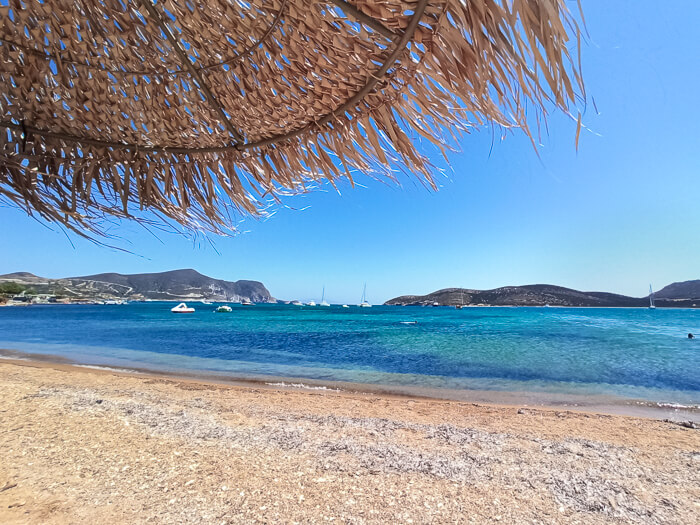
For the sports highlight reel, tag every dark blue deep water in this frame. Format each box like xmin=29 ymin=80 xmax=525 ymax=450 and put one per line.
xmin=1 ymin=303 xmax=698 ymax=404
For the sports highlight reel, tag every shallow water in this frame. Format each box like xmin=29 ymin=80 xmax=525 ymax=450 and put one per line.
xmin=0 ymin=303 xmax=698 ymax=406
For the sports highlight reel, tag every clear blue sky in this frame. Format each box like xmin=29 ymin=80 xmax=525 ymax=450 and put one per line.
xmin=1 ymin=1 xmax=698 ymax=304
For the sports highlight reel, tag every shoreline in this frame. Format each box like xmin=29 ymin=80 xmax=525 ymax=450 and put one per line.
xmin=1 ymin=357 xmax=698 ymax=523
xmin=2 ymin=301 xmax=700 ymax=309
xmin=2 ymin=347 xmax=699 ymax=423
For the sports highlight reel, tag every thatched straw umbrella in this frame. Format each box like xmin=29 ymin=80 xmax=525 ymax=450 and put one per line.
xmin=0 ymin=0 xmax=582 ymax=237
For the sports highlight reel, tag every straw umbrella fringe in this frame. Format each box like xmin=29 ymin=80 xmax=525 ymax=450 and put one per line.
xmin=0 ymin=0 xmax=584 ymax=237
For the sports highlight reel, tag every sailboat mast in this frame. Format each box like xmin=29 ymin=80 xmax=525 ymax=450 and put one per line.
xmin=322 ymin=285 xmax=325 ymax=303
xmin=362 ymin=283 xmax=367 ymax=303
xmin=649 ymin=284 xmax=654 ymax=308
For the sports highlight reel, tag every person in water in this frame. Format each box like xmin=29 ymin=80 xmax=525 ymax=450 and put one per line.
xmin=689 ymin=333 xmax=695 ymax=339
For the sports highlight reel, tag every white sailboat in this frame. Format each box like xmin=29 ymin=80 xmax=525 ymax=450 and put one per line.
xmin=455 ymin=289 xmax=466 ymax=309
xmin=320 ymin=286 xmax=330 ymax=307
xmin=358 ymin=283 xmax=371 ymax=308
xmin=648 ymin=284 xmax=656 ymax=309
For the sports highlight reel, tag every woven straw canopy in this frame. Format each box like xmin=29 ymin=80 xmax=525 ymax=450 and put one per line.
xmin=1 ymin=0 xmax=582 ymax=236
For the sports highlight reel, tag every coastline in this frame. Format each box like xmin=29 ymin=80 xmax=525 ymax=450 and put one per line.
xmin=2 ymin=301 xmax=700 ymax=308
xmin=1 ymin=358 xmax=698 ymax=523
xmin=2 ymin=347 xmax=699 ymax=424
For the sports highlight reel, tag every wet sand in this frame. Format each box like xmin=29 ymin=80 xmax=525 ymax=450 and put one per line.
xmin=2 ymin=348 xmax=698 ymax=423
xmin=0 ymin=359 xmax=698 ymax=524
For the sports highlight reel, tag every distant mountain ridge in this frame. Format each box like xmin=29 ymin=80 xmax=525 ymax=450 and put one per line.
xmin=0 ymin=269 xmax=274 ymax=303
xmin=385 ymin=281 xmax=700 ymax=308
xmin=654 ymin=280 xmax=700 ymax=300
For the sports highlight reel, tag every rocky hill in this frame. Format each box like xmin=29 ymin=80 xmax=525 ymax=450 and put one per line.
xmin=654 ymin=280 xmax=700 ymax=300
xmin=0 ymin=269 xmax=274 ymax=303
xmin=385 ymin=283 xmax=700 ymax=308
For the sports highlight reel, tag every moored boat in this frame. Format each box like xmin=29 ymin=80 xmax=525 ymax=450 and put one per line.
xmin=215 ymin=305 xmax=232 ymax=313
xmin=358 ymin=283 xmax=371 ymax=307
xmin=320 ymin=286 xmax=330 ymax=307
xmin=171 ymin=302 xmax=195 ymax=313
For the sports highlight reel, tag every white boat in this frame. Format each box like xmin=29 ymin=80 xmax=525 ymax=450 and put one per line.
xmin=201 ymin=300 xmax=213 ymax=305
xmin=307 ymin=300 xmax=317 ymax=306
xmin=342 ymin=304 xmax=349 ymax=308
xmin=358 ymin=283 xmax=371 ymax=307
xmin=649 ymin=284 xmax=656 ymax=309
xmin=456 ymin=289 xmax=466 ymax=309
xmin=291 ymin=300 xmax=303 ymax=306
xmin=215 ymin=305 xmax=232 ymax=313
xmin=241 ymin=299 xmax=253 ymax=306
xmin=320 ymin=286 xmax=330 ymax=307
xmin=171 ymin=302 xmax=195 ymax=313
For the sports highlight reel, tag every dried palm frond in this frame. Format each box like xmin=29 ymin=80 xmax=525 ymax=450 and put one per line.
xmin=0 ymin=0 xmax=583 ymax=236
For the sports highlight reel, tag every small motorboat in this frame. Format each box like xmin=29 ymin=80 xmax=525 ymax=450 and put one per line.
xmin=171 ymin=302 xmax=195 ymax=313
xmin=342 ymin=304 xmax=349 ymax=308
xmin=215 ymin=305 xmax=233 ymax=313
xmin=291 ymin=301 xmax=303 ymax=306
xmin=241 ymin=299 xmax=254 ymax=306
xmin=307 ymin=300 xmax=317 ymax=306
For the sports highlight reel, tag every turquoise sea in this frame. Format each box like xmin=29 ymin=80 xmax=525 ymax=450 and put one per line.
xmin=0 ymin=303 xmax=698 ymax=408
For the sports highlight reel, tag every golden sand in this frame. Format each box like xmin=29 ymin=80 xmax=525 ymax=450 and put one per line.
xmin=1 ymin=360 xmax=698 ymax=524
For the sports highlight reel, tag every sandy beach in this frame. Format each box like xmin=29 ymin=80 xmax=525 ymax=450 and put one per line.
xmin=0 ymin=359 xmax=698 ymax=524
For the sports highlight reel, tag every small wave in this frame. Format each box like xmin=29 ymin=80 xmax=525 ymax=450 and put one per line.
xmin=75 ymin=364 xmax=143 ymax=374
xmin=637 ymin=401 xmax=700 ymax=411
xmin=0 ymin=355 xmax=31 ymax=361
xmin=265 ymin=382 xmax=341 ymax=392
xmin=656 ymin=402 xmax=700 ymax=410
